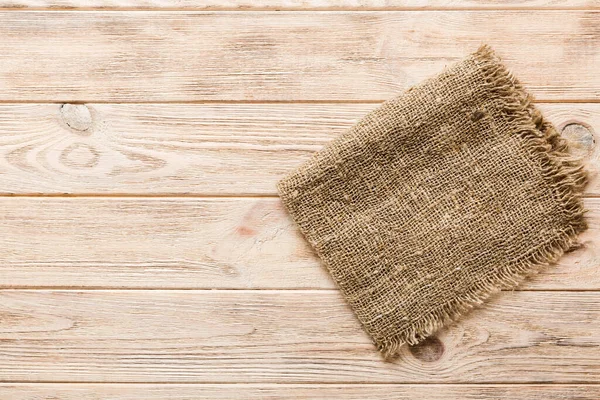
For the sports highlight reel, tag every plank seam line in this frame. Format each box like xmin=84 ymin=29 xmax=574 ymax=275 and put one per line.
xmin=0 ymin=194 xmax=281 ymax=198
xmin=1 ymin=194 xmax=599 ymax=199
xmin=1 ymin=380 xmax=599 ymax=384
xmin=0 ymin=100 xmax=598 ymax=105
xmin=0 ymin=288 xmax=597 ymax=292
xmin=0 ymin=7 xmax=598 ymax=11
xmin=1 ymin=382 xmax=599 ymax=386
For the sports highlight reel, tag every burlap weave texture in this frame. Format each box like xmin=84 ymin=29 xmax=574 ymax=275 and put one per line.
xmin=277 ymin=46 xmax=588 ymax=358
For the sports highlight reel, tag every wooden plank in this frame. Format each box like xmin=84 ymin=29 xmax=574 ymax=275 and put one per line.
xmin=0 ymin=12 xmax=599 ymax=102
xmin=0 ymin=290 xmax=598 ymax=382
xmin=0 ymin=197 xmax=334 ymax=289
xmin=1 ymin=0 xmax=599 ymax=10
xmin=2 ymin=197 xmax=599 ymax=289
xmin=1 ymin=103 xmax=598 ymax=195
xmin=1 ymin=384 xmax=599 ymax=399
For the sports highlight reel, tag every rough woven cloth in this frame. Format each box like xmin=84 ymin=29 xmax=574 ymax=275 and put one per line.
xmin=277 ymin=45 xmax=587 ymax=358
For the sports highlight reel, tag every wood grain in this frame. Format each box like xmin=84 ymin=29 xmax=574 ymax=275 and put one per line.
xmin=0 ymin=197 xmax=332 ymax=289
xmin=2 ymin=0 xmax=599 ymax=9
xmin=2 ymin=197 xmax=599 ymax=289
xmin=0 ymin=12 xmax=599 ymax=102
xmin=0 ymin=290 xmax=598 ymax=382
xmin=0 ymin=103 xmax=598 ymax=195
xmin=1 ymin=384 xmax=599 ymax=399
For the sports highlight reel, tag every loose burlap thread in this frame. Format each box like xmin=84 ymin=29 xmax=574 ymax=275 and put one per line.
xmin=277 ymin=45 xmax=587 ymax=359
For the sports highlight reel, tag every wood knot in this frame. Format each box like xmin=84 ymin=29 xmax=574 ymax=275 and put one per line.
xmin=561 ymin=122 xmax=595 ymax=158
xmin=60 ymin=104 xmax=93 ymax=133
xmin=408 ymin=336 xmax=444 ymax=362
xmin=236 ymin=226 xmax=256 ymax=237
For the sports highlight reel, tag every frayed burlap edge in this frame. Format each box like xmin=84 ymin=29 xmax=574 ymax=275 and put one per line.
xmin=278 ymin=45 xmax=588 ymax=359
xmin=373 ymin=45 xmax=588 ymax=358
xmin=370 ymin=45 xmax=589 ymax=358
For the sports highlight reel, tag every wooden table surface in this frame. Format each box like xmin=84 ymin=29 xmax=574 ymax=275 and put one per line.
xmin=1 ymin=1 xmax=599 ymax=399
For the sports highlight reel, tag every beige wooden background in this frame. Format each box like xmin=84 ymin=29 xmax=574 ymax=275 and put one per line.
xmin=0 ymin=1 xmax=599 ymax=399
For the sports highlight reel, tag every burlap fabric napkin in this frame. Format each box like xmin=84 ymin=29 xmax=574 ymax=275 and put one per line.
xmin=277 ymin=45 xmax=587 ymax=358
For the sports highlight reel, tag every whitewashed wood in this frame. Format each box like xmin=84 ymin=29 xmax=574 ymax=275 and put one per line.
xmin=0 ymin=12 xmax=599 ymax=102
xmin=1 ymin=384 xmax=598 ymax=399
xmin=0 ymin=103 xmax=598 ymax=195
xmin=0 ymin=103 xmax=338 ymax=195
xmin=2 ymin=197 xmax=599 ymax=289
xmin=0 ymin=197 xmax=332 ymax=289
xmin=0 ymin=290 xmax=598 ymax=382
xmin=2 ymin=0 xmax=598 ymax=9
